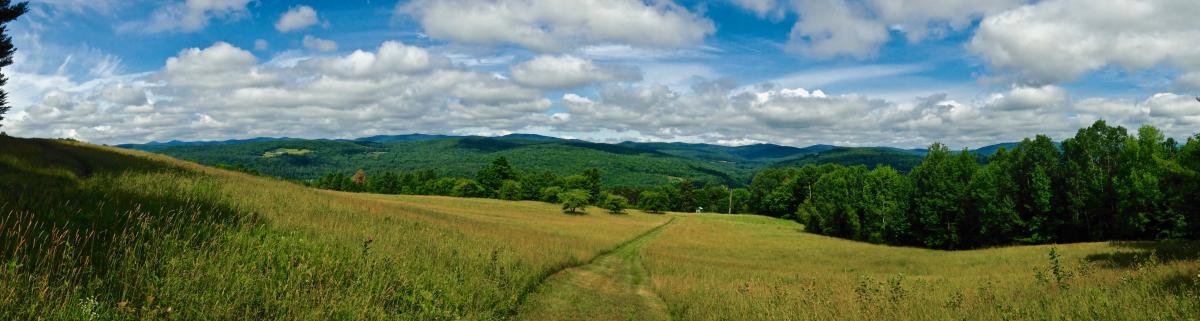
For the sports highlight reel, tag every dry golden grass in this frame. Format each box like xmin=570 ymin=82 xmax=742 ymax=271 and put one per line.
xmin=642 ymin=214 xmax=1200 ymax=320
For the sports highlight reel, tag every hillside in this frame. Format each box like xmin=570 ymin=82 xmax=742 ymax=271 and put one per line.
xmin=772 ymin=146 xmax=926 ymax=172
xmin=4 ymin=136 xmax=1197 ymax=320
xmin=121 ymin=136 xmax=756 ymax=187
xmin=118 ymin=134 xmax=964 ymax=187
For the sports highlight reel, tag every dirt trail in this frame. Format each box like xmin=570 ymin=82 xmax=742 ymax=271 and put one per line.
xmin=515 ymin=218 xmax=675 ymax=321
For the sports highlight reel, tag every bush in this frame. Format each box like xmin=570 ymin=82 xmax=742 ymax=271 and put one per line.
xmin=497 ymin=180 xmax=522 ymax=200
xmin=559 ymin=189 xmax=590 ymax=213
xmin=541 ymin=186 xmax=564 ymax=203
xmin=601 ymin=193 xmax=629 ymax=214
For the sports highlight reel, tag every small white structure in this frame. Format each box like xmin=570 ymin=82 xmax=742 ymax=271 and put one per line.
xmin=695 ymin=206 xmax=704 ymax=213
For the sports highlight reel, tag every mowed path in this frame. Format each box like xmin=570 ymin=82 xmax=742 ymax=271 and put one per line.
xmin=516 ymin=217 xmax=676 ymax=321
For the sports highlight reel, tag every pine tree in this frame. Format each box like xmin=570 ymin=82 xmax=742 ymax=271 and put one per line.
xmin=0 ymin=1 xmax=27 ymax=128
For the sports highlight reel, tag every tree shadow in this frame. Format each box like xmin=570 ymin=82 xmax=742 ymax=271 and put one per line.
xmin=1156 ymin=270 xmax=1200 ymax=296
xmin=0 ymin=136 xmax=254 ymax=289
xmin=1083 ymin=240 xmax=1200 ymax=268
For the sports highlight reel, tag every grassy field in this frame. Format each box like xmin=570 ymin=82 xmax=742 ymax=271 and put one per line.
xmin=2 ymin=136 xmax=1198 ymax=320
xmin=0 ymin=136 xmax=667 ymax=320
xmin=642 ymin=214 xmax=1200 ymax=320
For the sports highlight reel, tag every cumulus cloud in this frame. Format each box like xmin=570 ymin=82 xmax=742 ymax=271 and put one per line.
xmin=5 ymin=41 xmax=554 ymax=144
xmin=161 ymin=42 xmax=279 ymax=89
xmin=120 ymin=0 xmax=252 ymax=33
xmin=276 ymin=5 xmax=320 ymax=33
xmin=970 ymin=0 xmax=1200 ymax=84
xmin=309 ymin=41 xmax=445 ymax=78
xmin=302 ymin=35 xmax=338 ymax=52
xmin=398 ymin=0 xmax=715 ymax=51
xmin=510 ymin=55 xmax=641 ymax=89
xmin=984 ymin=85 xmax=1068 ymax=110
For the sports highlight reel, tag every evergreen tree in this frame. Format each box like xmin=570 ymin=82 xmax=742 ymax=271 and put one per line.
xmin=0 ymin=1 xmax=26 ymax=128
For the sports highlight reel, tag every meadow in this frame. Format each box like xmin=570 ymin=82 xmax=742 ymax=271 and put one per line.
xmin=2 ymin=136 xmax=1198 ymax=320
xmin=0 ymin=136 xmax=667 ymax=320
xmin=643 ymin=214 xmax=1200 ymax=320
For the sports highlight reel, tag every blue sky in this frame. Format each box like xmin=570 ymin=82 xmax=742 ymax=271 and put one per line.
xmin=4 ymin=0 xmax=1199 ymax=148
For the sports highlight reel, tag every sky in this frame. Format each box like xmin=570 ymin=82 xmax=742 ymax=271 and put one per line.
xmin=2 ymin=0 xmax=1199 ymax=148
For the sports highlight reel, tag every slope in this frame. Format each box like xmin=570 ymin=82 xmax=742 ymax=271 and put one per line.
xmin=123 ymin=136 xmax=757 ymax=187
xmin=0 ymin=136 xmax=669 ymax=320
xmin=772 ymin=147 xmax=925 ymax=172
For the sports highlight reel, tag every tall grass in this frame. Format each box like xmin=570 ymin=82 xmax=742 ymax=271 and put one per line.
xmin=642 ymin=214 xmax=1200 ymax=320
xmin=0 ymin=136 xmax=668 ymax=320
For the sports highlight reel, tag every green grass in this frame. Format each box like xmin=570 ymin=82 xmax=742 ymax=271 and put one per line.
xmin=3 ymin=136 xmax=1198 ymax=320
xmin=0 ymin=136 xmax=667 ymax=320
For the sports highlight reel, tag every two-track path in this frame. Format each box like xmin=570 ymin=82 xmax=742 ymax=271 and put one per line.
xmin=515 ymin=217 xmax=676 ymax=321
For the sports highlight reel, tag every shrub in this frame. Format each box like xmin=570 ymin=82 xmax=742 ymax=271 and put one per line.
xmin=497 ymin=179 xmax=522 ymax=200
xmin=601 ymin=193 xmax=629 ymax=214
xmin=541 ymin=186 xmax=564 ymax=203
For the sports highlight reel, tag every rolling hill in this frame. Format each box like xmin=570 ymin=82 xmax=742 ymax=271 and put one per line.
xmin=772 ymin=147 xmax=926 ymax=172
xmin=118 ymin=134 xmax=1019 ymax=187
xmin=5 ymin=135 xmax=1196 ymax=320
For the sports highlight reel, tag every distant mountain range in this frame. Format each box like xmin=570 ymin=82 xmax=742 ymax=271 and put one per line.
xmin=118 ymin=134 xmax=1018 ymax=187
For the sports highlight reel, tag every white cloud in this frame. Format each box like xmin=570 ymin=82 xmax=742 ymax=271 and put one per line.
xmin=984 ymin=85 xmax=1068 ymax=110
xmin=254 ymin=39 xmax=269 ymax=51
xmin=276 ymin=5 xmax=320 ymax=33
xmin=161 ymin=42 xmax=278 ymax=89
xmin=120 ymin=0 xmax=252 ymax=33
xmin=731 ymin=0 xmax=784 ymax=19
xmin=309 ymin=41 xmax=445 ymax=78
xmin=5 ymin=42 xmax=556 ymax=144
xmin=728 ymin=0 xmax=1026 ymax=58
xmin=302 ymin=35 xmax=338 ymax=52
xmin=510 ymin=55 xmax=641 ymax=89
xmin=398 ymin=0 xmax=715 ymax=51
xmin=970 ymin=0 xmax=1200 ymax=84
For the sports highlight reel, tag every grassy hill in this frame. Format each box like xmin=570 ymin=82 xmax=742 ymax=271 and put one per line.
xmin=4 ymin=136 xmax=1198 ymax=320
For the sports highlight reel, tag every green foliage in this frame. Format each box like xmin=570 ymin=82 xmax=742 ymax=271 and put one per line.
xmin=798 ymin=165 xmax=912 ymax=244
xmin=600 ymin=193 xmax=629 ymax=214
xmin=775 ymin=147 xmax=924 ymax=172
xmin=559 ymin=189 xmax=590 ymax=213
xmin=131 ymin=137 xmax=758 ymax=188
xmin=476 ymin=156 xmax=518 ymax=196
xmin=0 ymin=1 xmax=27 ymax=129
xmin=540 ymin=186 xmax=564 ymax=203
xmin=792 ymin=121 xmax=1199 ymax=249
xmin=497 ymin=179 xmax=523 ymax=201
xmin=908 ymin=144 xmax=977 ymax=249
xmin=582 ymin=168 xmax=602 ymax=202
xmin=638 ymin=191 xmax=670 ymax=214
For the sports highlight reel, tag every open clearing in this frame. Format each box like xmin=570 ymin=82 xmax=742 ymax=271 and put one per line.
xmin=2 ymin=136 xmax=1198 ymax=320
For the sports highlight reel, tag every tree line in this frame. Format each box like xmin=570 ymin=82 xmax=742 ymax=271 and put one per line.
xmin=308 ymin=120 xmax=1198 ymax=249
xmin=754 ymin=121 xmax=1199 ymax=249
xmin=309 ymin=155 xmax=754 ymax=215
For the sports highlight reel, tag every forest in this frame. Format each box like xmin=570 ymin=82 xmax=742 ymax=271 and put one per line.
xmin=302 ymin=120 xmax=1200 ymax=249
